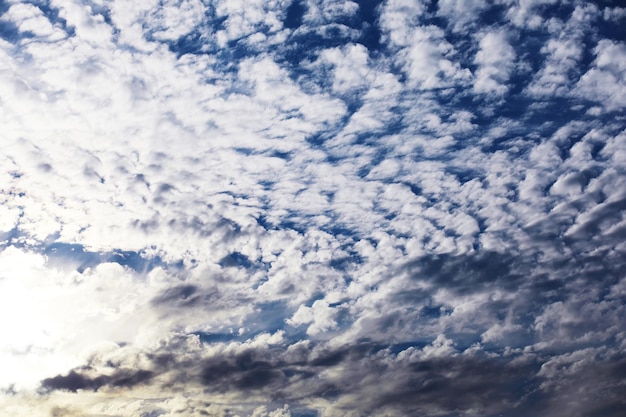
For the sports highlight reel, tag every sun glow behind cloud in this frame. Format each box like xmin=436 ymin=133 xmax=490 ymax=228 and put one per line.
xmin=0 ymin=0 xmax=625 ymax=416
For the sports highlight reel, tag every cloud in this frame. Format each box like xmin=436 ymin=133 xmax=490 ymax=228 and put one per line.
xmin=437 ymin=0 xmax=489 ymax=33
xmin=41 ymin=369 xmax=154 ymax=393
xmin=473 ymin=30 xmax=516 ymax=96
xmin=29 ymin=330 xmax=626 ymax=416
xmin=575 ymin=39 xmax=626 ymax=112
xmin=0 ymin=0 xmax=625 ymax=416
xmin=0 ymin=2 xmax=65 ymax=40
xmin=526 ymin=4 xmax=599 ymax=98
xmin=383 ymin=22 xmax=472 ymax=90
xmin=214 ymin=0 xmax=288 ymax=46
xmin=504 ymin=0 xmax=559 ymax=29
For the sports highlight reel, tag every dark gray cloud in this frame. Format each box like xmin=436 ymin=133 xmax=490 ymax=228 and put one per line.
xmin=41 ymin=368 xmax=154 ymax=393
xmin=36 ymin=334 xmax=626 ymax=416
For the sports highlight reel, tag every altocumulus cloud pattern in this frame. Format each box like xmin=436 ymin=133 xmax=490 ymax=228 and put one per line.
xmin=0 ymin=0 xmax=625 ymax=416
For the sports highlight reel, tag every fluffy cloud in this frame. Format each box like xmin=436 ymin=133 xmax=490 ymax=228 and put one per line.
xmin=575 ymin=39 xmax=626 ymax=112
xmin=473 ymin=30 xmax=515 ymax=96
xmin=526 ymin=4 xmax=599 ymax=97
xmin=0 ymin=0 xmax=625 ymax=416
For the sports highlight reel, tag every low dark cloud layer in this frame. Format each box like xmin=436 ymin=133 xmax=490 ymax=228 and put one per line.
xmin=37 ymin=333 xmax=626 ymax=416
xmin=41 ymin=369 xmax=154 ymax=393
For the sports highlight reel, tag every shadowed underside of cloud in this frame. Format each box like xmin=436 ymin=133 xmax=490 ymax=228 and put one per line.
xmin=35 ymin=334 xmax=626 ymax=417
xmin=41 ymin=369 xmax=154 ymax=393
xmin=0 ymin=0 xmax=625 ymax=416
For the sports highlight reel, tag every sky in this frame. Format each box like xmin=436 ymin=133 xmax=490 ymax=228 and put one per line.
xmin=0 ymin=0 xmax=625 ymax=416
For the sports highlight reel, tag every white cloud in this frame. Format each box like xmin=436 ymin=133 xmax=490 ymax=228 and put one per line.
xmin=503 ymin=0 xmax=559 ymax=29
xmin=603 ymin=6 xmax=626 ymax=23
xmin=303 ymin=0 xmax=359 ymax=24
xmin=379 ymin=0 xmax=426 ymax=46
xmin=0 ymin=247 xmax=153 ymax=389
xmin=0 ymin=3 xmax=65 ymax=40
xmin=0 ymin=1 xmax=625 ymax=415
xmin=51 ymin=0 xmax=114 ymax=44
xmin=473 ymin=30 xmax=516 ymax=96
xmin=399 ymin=25 xmax=471 ymax=89
xmin=148 ymin=0 xmax=206 ymax=41
xmin=575 ymin=39 xmax=626 ymax=112
xmin=320 ymin=43 xmax=372 ymax=93
xmin=215 ymin=0 xmax=288 ymax=45
xmin=437 ymin=0 xmax=488 ymax=32
xmin=526 ymin=4 xmax=599 ymax=97
xmin=288 ymin=299 xmax=338 ymax=336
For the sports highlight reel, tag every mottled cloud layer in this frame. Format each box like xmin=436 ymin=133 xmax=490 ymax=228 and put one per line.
xmin=0 ymin=0 xmax=625 ymax=416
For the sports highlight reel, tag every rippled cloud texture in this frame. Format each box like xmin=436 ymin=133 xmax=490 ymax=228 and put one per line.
xmin=1 ymin=0 xmax=625 ymax=416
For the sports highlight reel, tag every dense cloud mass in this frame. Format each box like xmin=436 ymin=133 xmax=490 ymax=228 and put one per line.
xmin=0 ymin=0 xmax=625 ymax=416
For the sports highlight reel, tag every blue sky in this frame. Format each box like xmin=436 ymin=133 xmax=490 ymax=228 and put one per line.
xmin=0 ymin=0 xmax=625 ymax=416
